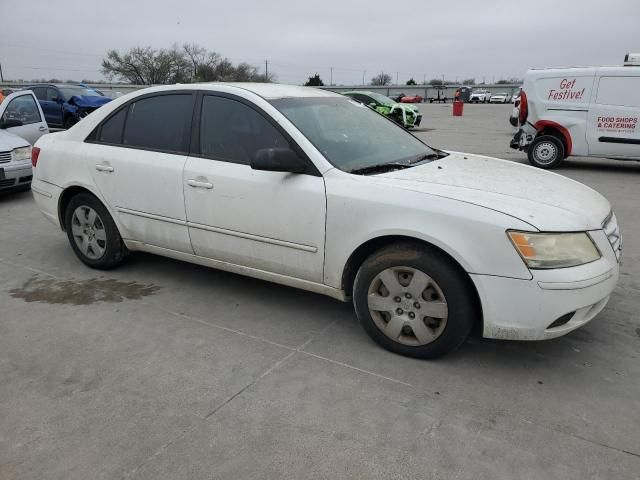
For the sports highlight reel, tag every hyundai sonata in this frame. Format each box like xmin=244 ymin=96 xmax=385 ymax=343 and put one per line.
xmin=31 ymin=84 xmax=621 ymax=358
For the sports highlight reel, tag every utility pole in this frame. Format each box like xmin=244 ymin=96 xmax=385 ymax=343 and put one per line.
xmin=396 ymin=72 xmax=399 ymax=85
xmin=423 ymin=74 xmax=426 ymax=85
xmin=264 ymin=59 xmax=269 ymax=81
xmin=362 ymin=70 xmax=366 ymax=86
xmin=330 ymin=67 xmax=333 ymax=86
xmin=0 ymin=62 xmax=3 ymax=82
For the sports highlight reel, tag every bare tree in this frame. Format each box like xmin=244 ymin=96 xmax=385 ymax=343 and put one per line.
xmin=102 ymin=45 xmax=275 ymax=84
xmin=370 ymin=73 xmax=392 ymax=86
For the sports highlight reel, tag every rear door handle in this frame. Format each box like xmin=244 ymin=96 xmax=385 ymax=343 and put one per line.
xmin=187 ymin=179 xmax=213 ymax=189
xmin=95 ymin=164 xmax=114 ymax=172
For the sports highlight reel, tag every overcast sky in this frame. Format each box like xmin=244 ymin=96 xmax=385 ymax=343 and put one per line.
xmin=2 ymin=0 xmax=639 ymax=85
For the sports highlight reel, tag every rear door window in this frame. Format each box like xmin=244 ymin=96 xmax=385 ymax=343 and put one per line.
xmin=122 ymin=94 xmax=193 ymax=153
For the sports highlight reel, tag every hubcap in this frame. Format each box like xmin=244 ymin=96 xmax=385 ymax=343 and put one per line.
xmin=71 ymin=206 xmax=107 ymax=260
xmin=534 ymin=141 xmax=557 ymax=164
xmin=367 ymin=266 xmax=448 ymax=346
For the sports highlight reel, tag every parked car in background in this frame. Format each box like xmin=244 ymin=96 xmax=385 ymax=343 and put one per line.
xmin=32 ymin=83 xmax=620 ymax=358
xmin=0 ymin=90 xmax=49 ymax=144
xmin=343 ymin=91 xmax=422 ymax=128
xmin=469 ymin=89 xmax=491 ymax=103
xmin=400 ymin=94 xmax=423 ymax=103
xmin=26 ymin=84 xmax=112 ymax=129
xmin=0 ymin=90 xmax=49 ymax=193
xmin=489 ymin=92 xmax=510 ymax=103
xmin=511 ymin=54 xmax=640 ymax=168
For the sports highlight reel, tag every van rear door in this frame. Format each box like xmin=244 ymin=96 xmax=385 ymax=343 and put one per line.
xmin=586 ymin=72 xmax=640 ymax=159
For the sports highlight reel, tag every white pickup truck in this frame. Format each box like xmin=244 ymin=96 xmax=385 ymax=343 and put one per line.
xmin=469 ymin=89 xmax=491 ymax=103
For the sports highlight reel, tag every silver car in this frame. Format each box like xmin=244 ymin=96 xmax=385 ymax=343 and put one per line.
xmin=0 ymin=90 xmax=49 ymax=192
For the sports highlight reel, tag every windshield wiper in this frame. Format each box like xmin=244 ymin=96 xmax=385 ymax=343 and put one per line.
xmin=348 ymin=163 xmax=413 ymax=175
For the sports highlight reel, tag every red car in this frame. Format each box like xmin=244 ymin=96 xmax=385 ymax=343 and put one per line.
xmin=400 ymin=94 xmax=423 ymax=103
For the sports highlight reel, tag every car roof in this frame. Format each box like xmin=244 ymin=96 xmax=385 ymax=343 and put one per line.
xmin=198 ymin=83 xmax=341 ymax=100
xmin=112 ymin=83 xmax=342 ymax=100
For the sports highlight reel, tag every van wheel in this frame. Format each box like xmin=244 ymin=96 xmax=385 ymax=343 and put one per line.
xmin=64 ymin=193 xmax=128 ymax=269
xmin=353 ymin=243 xmax=476 ymax=359
xmin=528 ymin=135 xmax=565 ymax=169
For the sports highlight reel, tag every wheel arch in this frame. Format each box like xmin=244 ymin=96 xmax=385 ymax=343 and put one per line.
xmin=534 ymin=120 xmax=572 ymax=157
xmin=341 ymin=235 xmax=484 ymax=336
xmin=58 ymin=184 xmax=103 ymax=231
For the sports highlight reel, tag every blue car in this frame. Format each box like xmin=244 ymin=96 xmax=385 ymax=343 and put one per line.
xmin=25 ymin=84 xmax=112 ymax=129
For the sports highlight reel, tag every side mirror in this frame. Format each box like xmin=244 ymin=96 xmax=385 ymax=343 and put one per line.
xmin=0 ymin=118 xmax=23 ymax=129
xmin=251 ymin=148 xmax=308 ymax=174
xmin=52 ymin=97 xmax=63 ymax=104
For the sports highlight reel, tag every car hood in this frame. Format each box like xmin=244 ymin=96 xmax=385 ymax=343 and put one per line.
xmin=68 ymin=95 xmax=112 ymax=108
xmin=0 ymin=128 xmax=30 ymax=149
xmin=372 ymin=153 xmax=611 ymax=231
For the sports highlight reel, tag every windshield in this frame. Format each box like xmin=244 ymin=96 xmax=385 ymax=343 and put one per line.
xmin=270 ymin=97 xmax=438 ymax=172
xmin=365 ymin=92 xmax=396 ymax=106
xmin=58 ymin=86 xmax=101 ymax=100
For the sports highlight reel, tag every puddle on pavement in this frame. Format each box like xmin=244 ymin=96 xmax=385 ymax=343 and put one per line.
xmin=9 ymin=275 xmax=160 ymax=305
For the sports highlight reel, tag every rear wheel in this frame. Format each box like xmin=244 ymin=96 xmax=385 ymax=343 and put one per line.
xmin=64 ymin=193 xmax=128 ymax=269
xmin=527 ymin=135 xmax=565 ymax=169
xmin=353 ymin=243 xmax=476 ymax=359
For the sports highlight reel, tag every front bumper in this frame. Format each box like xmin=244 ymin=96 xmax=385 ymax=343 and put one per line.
xmin=472 ymin=229 xmax=620 ymax=341
xmin=0 ymin=160 xmax=32 ymax=191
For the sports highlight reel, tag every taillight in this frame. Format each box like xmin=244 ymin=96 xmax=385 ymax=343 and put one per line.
xmin=518 ymin=91 xmax=529 ymax=125
xmin=31 ymin=147 xmax=40 ymax=167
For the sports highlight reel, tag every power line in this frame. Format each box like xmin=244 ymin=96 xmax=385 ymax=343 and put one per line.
xmin=0 ymin=42 xmax=104 ymax=58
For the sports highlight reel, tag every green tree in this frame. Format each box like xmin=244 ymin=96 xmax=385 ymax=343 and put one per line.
xmin=304 ymin=73 xmax=325 ymax=86
xmin=462 ymin=78 xmax=476 ymax=85
xmin=406 ymin=78 xmax=417 ymax=85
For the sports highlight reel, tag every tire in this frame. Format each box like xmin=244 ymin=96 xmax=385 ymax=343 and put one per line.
xmin=64 ymin=193 xmax=128 ymax=269
xmin=527 ymin=135 xmax=565 ymax=169
xmin=63 ymin=115 xmax=77 ymax=129
xmin=353 ymin=242 xmax=477 ymax=359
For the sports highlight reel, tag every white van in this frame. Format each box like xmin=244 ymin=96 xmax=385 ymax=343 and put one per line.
xmin=511 ymin=54 xmax=640 ymax=168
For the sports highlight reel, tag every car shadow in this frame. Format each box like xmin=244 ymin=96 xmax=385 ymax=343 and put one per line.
xmin=0 ymin=188 xmax=32 ymax=203
xmin=557 ymin=157 xmax=640 ymax=173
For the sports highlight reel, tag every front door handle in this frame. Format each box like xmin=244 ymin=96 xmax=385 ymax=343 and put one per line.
xmin=39 ymin=125 xmax=47 ymax=131
xmin=187 ymin=179 xmax=213 ymax=189
xmin=95 ymin=164 xmax=114 ymax=173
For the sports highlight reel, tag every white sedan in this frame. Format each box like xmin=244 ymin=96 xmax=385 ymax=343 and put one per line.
xmin=31 ymin=84 xmax=620 ymax=358
xmin=489 ymin=92 xmax=510 ymax=103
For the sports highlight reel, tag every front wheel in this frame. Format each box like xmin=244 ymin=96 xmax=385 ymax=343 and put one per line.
xmin=64 ymin=193 xmax=128 ymax=269
xmin=353 ymin=243 xmax=477 ymax=359
xmin=527 ymin=135 xmax=565 ymax=169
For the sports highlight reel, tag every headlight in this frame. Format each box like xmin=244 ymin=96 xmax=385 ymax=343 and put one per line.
xmin=508 ymin=231 xmax=601 ymax=269
xmin=12 ymin=146 xmax=32 ymax=162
